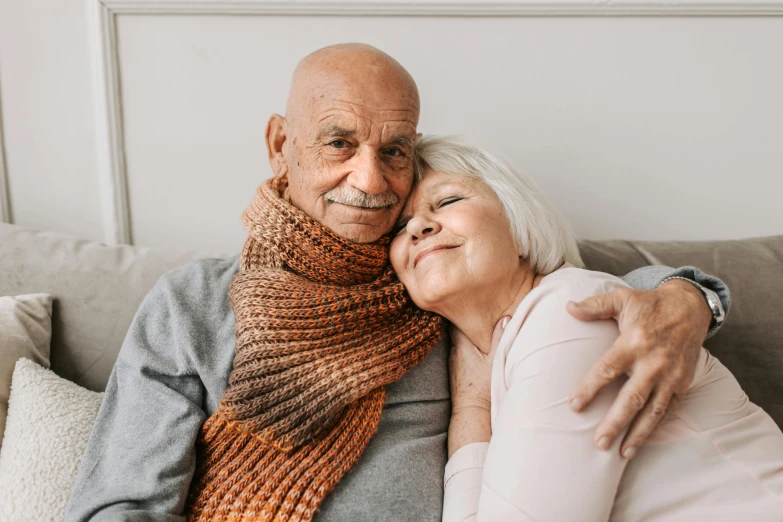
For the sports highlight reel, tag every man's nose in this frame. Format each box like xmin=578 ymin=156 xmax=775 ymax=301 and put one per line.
xmin=407 ymin=215 xmax=441 ymax=240
xmin=348 ymin=149 xmax=389 ymax=195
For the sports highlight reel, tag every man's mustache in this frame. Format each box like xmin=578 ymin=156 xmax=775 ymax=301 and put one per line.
xmin=324 ymin=186 xmax=399 ymax=209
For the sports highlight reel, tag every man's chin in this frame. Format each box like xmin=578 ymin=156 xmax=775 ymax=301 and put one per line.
xmin=321 ymin=207 xmax=397 ymax=244
xmin=328 ymin=221 xmax=391 ymax=244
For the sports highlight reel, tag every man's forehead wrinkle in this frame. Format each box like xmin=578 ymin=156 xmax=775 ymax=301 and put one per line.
xmin=323 ymin=126 xmax=356 ymax=137
xmin=315 ymin=124 xmax=357 ymax=141
xmin=317 ymin=111 xmax=416 ymax=127
xmin=316 ymin=108 xmax=358 ymax=122
xmin=305 ymin=86 xmax=415 ymax=110
xmin=330 ymin=97 xmax=418 ymax=115
xmin=316 ymin=109 xmax=416 ymax=141
xmin=318 ymin=97 xmax=418 ymax=119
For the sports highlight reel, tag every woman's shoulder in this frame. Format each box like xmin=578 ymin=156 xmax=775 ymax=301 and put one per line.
xmin=504 ymin=266 xmax=628 ymax=338
xmin=498 ymin=267 xmax=624 ymax=387
xmin=535 ymin=266 xmax=630 ymax=304
xmin=505 ymin=267 xmax=625 ymax=348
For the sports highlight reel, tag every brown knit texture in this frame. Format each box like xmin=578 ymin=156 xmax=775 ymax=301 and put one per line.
xmin=186 ymin=176 xmax=443 ymax=521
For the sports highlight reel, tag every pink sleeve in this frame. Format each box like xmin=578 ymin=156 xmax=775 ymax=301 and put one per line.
xmin=444 ymin=276 xmax=630 ymax=522
xmin=443 ymin=442 xmax=489 ymax=521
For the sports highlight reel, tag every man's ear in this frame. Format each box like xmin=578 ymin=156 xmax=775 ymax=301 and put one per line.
xmin=266 ymin=114 xmax=289 ymax=178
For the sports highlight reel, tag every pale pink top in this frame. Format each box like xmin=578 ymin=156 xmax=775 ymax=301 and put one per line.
xmin=443 ymin=267 xmax=783 ymax=522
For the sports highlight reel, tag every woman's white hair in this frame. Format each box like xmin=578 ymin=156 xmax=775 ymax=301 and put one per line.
xmin=413 ymin=135 xmax=584 ymax=274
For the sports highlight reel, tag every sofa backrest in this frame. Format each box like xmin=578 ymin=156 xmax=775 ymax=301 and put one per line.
xmin=0 ymin=224 xmax=221 ymax=391
xmin=1 ymin=223 xmax=781 ymax=427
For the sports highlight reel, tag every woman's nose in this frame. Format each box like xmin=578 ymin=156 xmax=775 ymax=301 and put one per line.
xmin=407 ymin=214 xmax=441 ymax=240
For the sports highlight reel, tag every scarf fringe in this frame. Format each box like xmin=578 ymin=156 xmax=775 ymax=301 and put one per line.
xmin=187 ymin=389 xmax=386 ymax=522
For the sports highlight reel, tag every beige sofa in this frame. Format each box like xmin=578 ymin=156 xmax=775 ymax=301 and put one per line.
xmin=1 ymin=222 xmax=781 ymax=429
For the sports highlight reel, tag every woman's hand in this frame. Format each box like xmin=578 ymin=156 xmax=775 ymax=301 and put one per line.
xmin=448 ymin=317 xmax=509 ymax=458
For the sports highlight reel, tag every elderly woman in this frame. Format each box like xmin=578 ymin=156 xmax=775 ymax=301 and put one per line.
xmin=389 ymin=136 xmax=783 ymax=521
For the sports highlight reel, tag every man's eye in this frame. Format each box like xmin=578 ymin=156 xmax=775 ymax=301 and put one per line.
xmin=384 ymin=147 xmax=404 ymax=157
xmin=439 ymin=197 xmax=462 ymax=208
xmin=330 ymin=140 xmax=347 ymax=149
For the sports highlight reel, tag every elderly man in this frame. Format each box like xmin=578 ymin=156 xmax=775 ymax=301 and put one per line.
xmin=66 ymin=44 xmax=728 ymax=521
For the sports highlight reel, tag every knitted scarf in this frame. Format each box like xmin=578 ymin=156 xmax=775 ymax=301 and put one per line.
xmin=185 ymin=176 xmax=443 ymax=521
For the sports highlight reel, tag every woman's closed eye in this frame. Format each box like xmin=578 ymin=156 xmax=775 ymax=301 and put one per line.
xmin=438 ymin=196 xmax=463 ymax=208
xmin=394 ymin=197 xmax=462 ymax=236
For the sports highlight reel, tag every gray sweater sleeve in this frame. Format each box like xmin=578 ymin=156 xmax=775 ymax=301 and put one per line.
xmin=64 ymin=271 xmax=207 ymax=521
xmin=619 ymin=265 xmax=731 ymax=339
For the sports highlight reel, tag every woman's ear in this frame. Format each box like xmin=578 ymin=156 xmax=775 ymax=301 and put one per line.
xmin=266 ymin=114 xmax=289 ymax=178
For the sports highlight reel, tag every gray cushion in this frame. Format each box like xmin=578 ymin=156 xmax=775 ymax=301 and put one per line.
xmin=0 ymin=294 xmax=53 ymax=449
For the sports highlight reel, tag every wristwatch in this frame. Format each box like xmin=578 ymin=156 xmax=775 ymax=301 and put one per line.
xmin=661 ymin=276 xmax=726 ymax=331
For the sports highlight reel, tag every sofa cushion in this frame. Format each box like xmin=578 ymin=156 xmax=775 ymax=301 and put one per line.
xmin=0 ymin=358 xmax=103 ymax=520
xmin=0 ymin=224 xmax=222 ymax=391
xmin=0 ymin=293 xmax=52 ymax=449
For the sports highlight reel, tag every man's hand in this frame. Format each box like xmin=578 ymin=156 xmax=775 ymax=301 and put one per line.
xmin=565 ymin=280 xmax=712 ymax=459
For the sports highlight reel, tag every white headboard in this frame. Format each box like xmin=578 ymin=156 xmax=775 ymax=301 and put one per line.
xmin=1 ymin=1 xmax=781 ymax=252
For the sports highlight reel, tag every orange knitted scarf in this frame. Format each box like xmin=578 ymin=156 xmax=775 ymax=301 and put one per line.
xmin=186 ymin=177 xmax=443 ymax=521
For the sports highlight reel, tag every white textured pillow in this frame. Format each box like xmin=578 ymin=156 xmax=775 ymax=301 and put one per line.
xmin=0 ymin=358 xmax=103 ymax=521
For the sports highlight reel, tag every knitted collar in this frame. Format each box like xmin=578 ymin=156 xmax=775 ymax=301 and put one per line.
xmin=238 ymin=175 xmax=390 ymax=286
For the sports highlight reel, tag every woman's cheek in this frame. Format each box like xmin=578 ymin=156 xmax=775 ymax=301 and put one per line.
xmin=389 ymin=243 xmax=402 ymax=272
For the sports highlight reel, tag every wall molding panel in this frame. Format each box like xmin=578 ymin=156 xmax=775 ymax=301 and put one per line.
xmin=88 ymin=0 xmax=132 ymax=244
xmin=0 ymin=82 xmax=11 ymax=224
xmin=98 ymin=1 xmax=783 ymax=16
xmin=87 ymin=0 xmax=783 ymax=245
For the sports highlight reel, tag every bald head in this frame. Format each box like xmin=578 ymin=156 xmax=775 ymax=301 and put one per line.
xmin=285 ymin=44 xmax=419 ymax=125
xmin=265 ymin=44 xmax=422 ymax=243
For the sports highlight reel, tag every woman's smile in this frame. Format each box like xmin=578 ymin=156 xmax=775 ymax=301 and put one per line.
xmin=414 ymin=244 xmax=459 ymax=268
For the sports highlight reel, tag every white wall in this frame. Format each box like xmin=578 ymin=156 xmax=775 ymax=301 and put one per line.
xmin=1 ymin=1 xmax=782 ymax=254
xmin=0 ymin=0 xmax=103 ymax=241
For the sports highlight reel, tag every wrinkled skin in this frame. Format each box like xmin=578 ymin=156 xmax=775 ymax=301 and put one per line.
xmin=266 ymin=44 xmax=420 ymax=244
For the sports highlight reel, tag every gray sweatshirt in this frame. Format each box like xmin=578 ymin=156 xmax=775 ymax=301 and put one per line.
xmin=64 ymin=257 xmax=729 ymax=522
